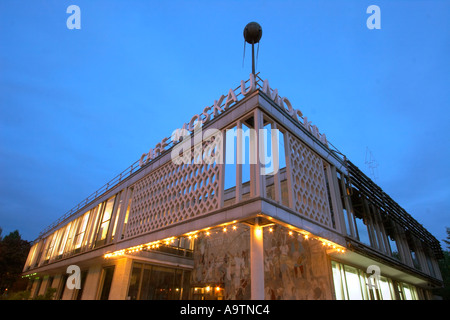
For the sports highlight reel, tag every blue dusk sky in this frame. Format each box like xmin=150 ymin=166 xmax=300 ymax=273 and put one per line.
xmin=0 ymin=1 xmax=449 ymax=247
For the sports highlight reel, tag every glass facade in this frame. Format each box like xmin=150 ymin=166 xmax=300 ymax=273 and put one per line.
xmin=331 ymin=261 xmax=418 ymax=300
xmin=127 ymin=262 xmax=191 ymax=300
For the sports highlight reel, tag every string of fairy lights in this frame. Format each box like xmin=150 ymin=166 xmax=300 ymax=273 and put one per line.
xmin=104 ymin=220 xmax=346 ymax=259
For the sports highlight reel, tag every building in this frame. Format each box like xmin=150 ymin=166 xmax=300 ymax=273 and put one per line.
xmin=22 ymin=73 xmax=443 ymax=300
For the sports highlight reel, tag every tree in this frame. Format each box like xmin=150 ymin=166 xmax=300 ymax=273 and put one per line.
xmin=433 ymin=227 xmax=450 ymax=300
xmin=444 ymin=227 xmax=450 ymax=251
xmin=0 ymin=229 xmax=30 ymax=295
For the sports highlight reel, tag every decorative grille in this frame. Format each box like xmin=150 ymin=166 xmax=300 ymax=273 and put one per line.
xmin=125 ymin=136 xmax=223 ymax=238
xmin=287 ymin=133 xmax=333 ymax=227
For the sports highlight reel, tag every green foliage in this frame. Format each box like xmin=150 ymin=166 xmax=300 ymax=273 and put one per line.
xmin=1 ymin=287 xmax=57 ymax=300
xmin=0 ymin=228 xmax=31 ymax=294
xmin=2 ymin=290 xmax=31 ymax=300
xmin=33 ymin=287 xmax=57 ymax=300
xmin=433 ymin=227 xmax=450 ymax=300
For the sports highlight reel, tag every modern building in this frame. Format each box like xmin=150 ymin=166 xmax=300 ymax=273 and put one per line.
xmin=22 ymin=73 xmax=443 ymax=300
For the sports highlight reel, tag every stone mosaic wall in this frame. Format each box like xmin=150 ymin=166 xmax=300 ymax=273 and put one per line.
xmin=190 ymin=224 xmax=251 ymax=299
xmin=190 ymin=223 xmax=333 ymax=300
xmin=264 ymin=225 xmax=333 ymax=300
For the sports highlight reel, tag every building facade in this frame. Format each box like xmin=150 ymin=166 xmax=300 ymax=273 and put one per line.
xmin=22 ymin=74 xmax=443 ymax=300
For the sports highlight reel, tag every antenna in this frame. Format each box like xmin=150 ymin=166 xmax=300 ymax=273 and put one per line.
xmin=243 ymin=22 xmax=263 ymax=76
xmin=365 ymin=147 xmax=379 ymax=182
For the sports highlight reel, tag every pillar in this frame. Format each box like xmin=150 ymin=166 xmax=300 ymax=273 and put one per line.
xmin=250 ymin=220 xmax=264 ymax=300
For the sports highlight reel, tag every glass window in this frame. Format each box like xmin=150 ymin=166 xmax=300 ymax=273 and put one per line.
xmin=44 ymin=233 xmax=57 ymax=261
xmin=94 ymin=196 xmax=117 ymax=247
xmin=378 ymin=276 xmax=394 ymax=300
xmin=74 ymin=212 xmax=90 ymax=249
xmin=127 ymin=263 xmax=143 ymax=300
xmin=344 ymin=265 xmax=364 ymax=300
xmin=74 ymin=271 xmax=88 ymax=300
xmin=407 ymin=234 xmax=421 ymax=270
xmin=331 ymin=261 xmax=399 ymax=300
xmin=410 ymin=249 xmax=421 ymax=270
xmin=127 ymin=262 xmax=191 ymax=300
xmin=121 ymin=188 xmax=133 ymax=239
xmin=98 ymin=197 xmax=116 ymax=241
xmin=384 ymin=219 xmax=400 ymax=260
xmin=354 ymin=214 xmax=371 ymax=245
xmin=336 ymin=172 xmax=352 ymax=236
xmin=57 ymin=223 xmax=72 ymax=256
xmin=426 ymin=255 xmax=436 ymax=278
xmin=402 ymin=283 xmax=418 ymax=300
xmin=331 ymin=261 xmax=346 ymax=300
xmin=110 ymin=192 xmax=123 ymax=241
xmin=98 ymin=266 xmax=115 ymax=300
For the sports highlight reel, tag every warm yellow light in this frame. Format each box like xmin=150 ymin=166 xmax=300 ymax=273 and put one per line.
xmin=206 ymin=231 xmax=211 ymax=236
xmin=255 ymin=227 xmax=262 ymax=238
xmin=232 ymin=225 xmax=237 ymax=230
xmin=215 ymin=286 xmax=220 ymax=292
xmin=223 ymin=227 xmax=227 ymax=232
xmin=304 ymin=234 xmax=309 ymax=240
xmin=206 ymin=286 xmax=211 ymax=292
xmin=288 ymin=231 xmax=293 ymax=236
xmin=269 ymin=227 xmax=273 ymax=233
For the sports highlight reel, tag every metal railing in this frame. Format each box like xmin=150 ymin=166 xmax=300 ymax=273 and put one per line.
xmin=36 ymin=75 xmax=264 ymax=240
xmin=37 ymin=159 xmax=142 ymax=239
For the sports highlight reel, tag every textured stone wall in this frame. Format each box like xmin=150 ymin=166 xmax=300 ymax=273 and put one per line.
xmin=263 ymin=225 xmax=333 ymax=300
xmin=191 ymin=224 xmax=251 ymax=299
xmin=190 ymin=223 xmax=333 ymax=300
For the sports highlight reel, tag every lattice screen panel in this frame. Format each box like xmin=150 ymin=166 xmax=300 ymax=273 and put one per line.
xmin=287 ymin=133 xmax=332 ymax=228
xmin=125 ymin=136 xmax=222 ymax=238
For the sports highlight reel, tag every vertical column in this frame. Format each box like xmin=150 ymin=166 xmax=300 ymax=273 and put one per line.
xmin=108 ymin=258 xmax=133 ymax=300
xmin=250 ymin=218 xmax=265 ymax=300
xmin=271 ymin=122 xmax=282 ymax=203
xmin=254 ymin=109 xmax=266 ymax=198
xmin=218 ymin=128 xmax=227 ymax=207
xmin=236 ymin=120 xmax=243 ymax=203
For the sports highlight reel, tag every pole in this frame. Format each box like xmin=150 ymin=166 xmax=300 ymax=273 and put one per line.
xmin=252 ymin=42 xmax=255 ymax=76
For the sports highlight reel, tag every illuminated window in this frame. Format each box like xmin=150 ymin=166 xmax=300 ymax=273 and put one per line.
xmin=378 ymin=276 xmax=395 ymax=300
xmin=127 ymin=262 xmax=191 ymax=300
xmin=121 ymin=188 xmax=133 ymax=239
xmin=57 ymin=222 xmax=72 ymax=256
xmin=331 ymin=261 xmax=398 ymax=300
xmin=401 ymin=283 xmax=418 ymax=300
xmin=95 ymin=195 xmax=117 ymax=246
xmin=331 ymin=261 xmax=346 ymax=300
xmin=74 ymin=211 xmax=90 ymax=249
xmin=344 ymin=265 xmax=365 ymax=300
